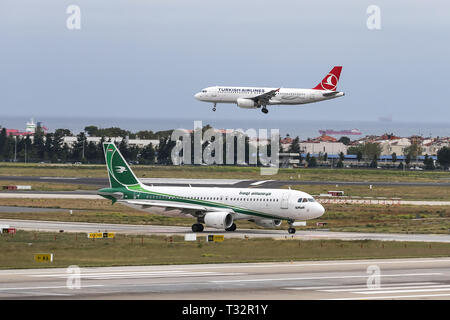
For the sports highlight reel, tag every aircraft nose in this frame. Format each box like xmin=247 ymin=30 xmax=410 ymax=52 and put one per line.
xmin=194 ymin=92 xmax=202 ymax=100
xmin=316 ymin=203 xmax=325 ymax=217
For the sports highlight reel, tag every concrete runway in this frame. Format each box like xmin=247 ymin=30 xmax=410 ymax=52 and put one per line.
xmin=0 ymin=258 xmax=449 ymax=299
xmin=2 ymin=218 xmax=450 ymax=243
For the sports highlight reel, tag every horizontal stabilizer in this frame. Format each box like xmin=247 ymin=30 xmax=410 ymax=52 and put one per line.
xmin=322 ymin=91 xmax=341 ymax=97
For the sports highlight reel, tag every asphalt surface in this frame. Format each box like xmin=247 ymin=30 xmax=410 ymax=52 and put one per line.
xmin=1 ymin=175 xmax=450 ymax=188
xmin=2 ymin=218 xmax=450 ymax=243
xmin=0 ymin=258 xmax=449 ymax=299
xmin=0 ymin=206 xmax=65 ymax=213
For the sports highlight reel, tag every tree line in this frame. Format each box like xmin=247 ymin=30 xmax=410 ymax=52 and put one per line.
xmin=1 ymin=125 xmax=449 ymax=169
xmin=0 ymin=125 xmax=267 ymax=166
xmin=0 ymin=126 xmax=161 ymax=164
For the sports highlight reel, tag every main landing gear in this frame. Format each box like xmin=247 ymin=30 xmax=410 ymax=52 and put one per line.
xmin=191 ymin=223 xmax=237 ymax=232
xmin=261 ymin=106 xmax=268 ymax=114
xmin=192 ymin=223 xmax=204 ymax=232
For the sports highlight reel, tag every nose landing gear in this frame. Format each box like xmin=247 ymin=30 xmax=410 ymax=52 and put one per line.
xmin=287 ymin=220 xmax=296 ymax=234
xmin=212 ymin=103 xmax=217 ymax=112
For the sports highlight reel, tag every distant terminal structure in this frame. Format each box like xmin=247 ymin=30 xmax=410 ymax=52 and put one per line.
xmin=4 ymin=118 xmax=48 ymax=136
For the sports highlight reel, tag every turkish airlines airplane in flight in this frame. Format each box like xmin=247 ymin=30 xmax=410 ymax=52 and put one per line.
xmin=98 ymin=143 xmax=325 ymax=234
xmin=194 ymin=66 xmax=344 ymax=114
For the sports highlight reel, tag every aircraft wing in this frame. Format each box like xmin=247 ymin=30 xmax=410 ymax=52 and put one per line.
xmin=119 ymin=199 xmax=208 ymax=212
xmin=118 ymin=200 xmax=236 ymax=216
xmin=250 ymin=88 xmax=280 ymax=105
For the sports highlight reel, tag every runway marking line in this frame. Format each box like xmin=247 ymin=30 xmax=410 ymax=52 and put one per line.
xmin=210 ymin=273 xmax=443 ymax=283
xmin=327 ymin=293 xmax=450 ymax=300
xmin=322 ymin=284 xmax=450 ymax=293
xmin=0 ymin=285 xmax=104 ymax=291
xmin=353 ymin=287 xmax=450 ymax=295
xmin=1 ymin=258 xmax=450 ymax=277
xmin=29 ymin=271 xmax=246 ymax=279
xmin=283 ymin=282 xmax=437 ymax=291
xmin=13 ymin=292 xmax=72 ymax=297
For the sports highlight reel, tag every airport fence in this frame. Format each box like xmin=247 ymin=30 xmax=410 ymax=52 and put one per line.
xmin=316 ymin=196 xmax=402 ymax=206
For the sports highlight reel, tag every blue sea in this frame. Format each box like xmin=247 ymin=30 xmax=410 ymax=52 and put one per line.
xmin=0 ymin=116 xmax=448 ymax=140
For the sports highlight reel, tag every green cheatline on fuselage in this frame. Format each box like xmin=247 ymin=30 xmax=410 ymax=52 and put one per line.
xmin=99 ymin=142 xmax=285 ymax=221
xmin=98 ymin=185 xmax=282 ymax=221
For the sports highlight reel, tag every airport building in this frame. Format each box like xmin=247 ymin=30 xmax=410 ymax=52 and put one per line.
xmin=299 ymin=140 xmax=348 ymax=155
xmin=281 ymin=135 xmax=348 ymax=156
xmin=62 ymin=136 xmax=160 ymax=148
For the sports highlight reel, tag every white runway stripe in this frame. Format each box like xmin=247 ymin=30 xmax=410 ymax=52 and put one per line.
xmin=11 ymin=292 xmax=72 ymax=297
xmin=211 ymin=273 xmax=442 ymax=283
xmin=284 ymin=282 xmax=437 ymax=291
xmin=0 ymin=285 xmax=104 ymax=291
xmin=328 ymin=293 xmax=450 ymax=300
xmin=78 ymin=272 xmax=245 ymax=280
xmin=1 ymin=258 xmax=448 ymax=276
xmin=354 ymin=287 xmax=450 ymax=295
xmin=322 ymin=284 xmax=450 ymax=293
xmin=31 ymin=270 xmax=245 ymax=279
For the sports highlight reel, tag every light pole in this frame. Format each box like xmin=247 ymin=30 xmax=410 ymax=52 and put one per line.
xmin=14 ymin=136 xmax=17 ymax=162
xmin=82 ymin=132 xmax=85 ymax=162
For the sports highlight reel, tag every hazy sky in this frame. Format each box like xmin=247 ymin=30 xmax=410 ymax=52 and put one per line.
xmin=1 ymin=0 xmax=449 ymax=123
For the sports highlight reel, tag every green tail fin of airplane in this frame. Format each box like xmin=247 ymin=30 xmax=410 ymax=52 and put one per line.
xmin=103 ymin=142 xmax=140 ymax=188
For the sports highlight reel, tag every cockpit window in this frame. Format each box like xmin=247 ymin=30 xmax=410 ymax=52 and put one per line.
xmin=302 ymin=198 xmax=308 ymax=203
xmin=202 ymin=90 xmax=207 ymax=93
xmin=308 ymin=198 xmax=315 ymax=202
xmin=298 ymin=198 xmax=303 ymax=203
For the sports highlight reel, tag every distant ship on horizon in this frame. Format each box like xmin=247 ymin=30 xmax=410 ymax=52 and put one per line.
xmin=319 ymin=128 xmax=362 ymax=136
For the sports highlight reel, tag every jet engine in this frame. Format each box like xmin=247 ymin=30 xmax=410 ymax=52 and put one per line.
xmin=203 ymin=211 xmax=234 ymax=229
xmin=252 ymin=219 xmax=282 ymax=228
xmin=237 ymin=98 xmax=256 ymax=108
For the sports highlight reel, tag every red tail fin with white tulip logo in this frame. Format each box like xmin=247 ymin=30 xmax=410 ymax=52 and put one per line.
xmin=312 ymin=66 xmax=342 ymax=91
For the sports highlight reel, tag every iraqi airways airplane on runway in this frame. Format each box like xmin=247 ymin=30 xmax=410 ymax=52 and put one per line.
xmin=194 ymin=66 xmax=344 ymax=114
xmin=98 ymin=143 xmax=325 ymax=234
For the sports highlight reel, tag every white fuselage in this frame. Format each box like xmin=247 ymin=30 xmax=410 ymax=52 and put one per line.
xmin=194 ymin=86 xmax=344 ymax=108
xmin=121 ymin=185 xmax=325 ymax=222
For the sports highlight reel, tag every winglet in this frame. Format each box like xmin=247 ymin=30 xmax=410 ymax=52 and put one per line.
xmin=312 ymin=66 xmax=342 ymax=91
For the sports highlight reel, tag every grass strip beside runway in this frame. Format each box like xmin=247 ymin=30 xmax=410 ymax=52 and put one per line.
xmin=1 ymin=230 xmax=450 ymax=269
xmin=290 ymin=185 xmax=450 ymax=201
xmin=1 ymin=163 xmax=450 ymax=183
